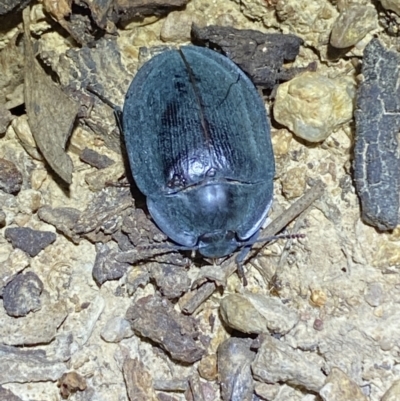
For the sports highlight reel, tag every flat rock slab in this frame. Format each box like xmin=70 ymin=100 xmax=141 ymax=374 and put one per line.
xmin=354 ymin=38 xmax=400 ymax=230
xmin=5 ymin=227 xmax=56 ymax=257
xmin=0 ymin=345 xmax=67 ymax=385
xmin=0 ymin=296 xmax=67 ymax=346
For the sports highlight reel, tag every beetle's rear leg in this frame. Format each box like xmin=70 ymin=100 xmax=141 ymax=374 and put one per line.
xmin=236 ymin=245 xmax=253 ymax=286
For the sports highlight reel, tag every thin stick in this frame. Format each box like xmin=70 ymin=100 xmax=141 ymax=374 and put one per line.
xmin=180 ymin=180 xmax=325 ymax=314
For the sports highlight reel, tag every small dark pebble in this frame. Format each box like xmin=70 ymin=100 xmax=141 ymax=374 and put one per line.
xmin=157 ymin=393 xmax=180 ymax=401
xmin=126 ymin=294 xmax=205 ymax=363
xmin=92 ymin=243 xmax=131 ymax=285
xmin=80 ymin=147 xmax=114 ymax=169
xmin=313 ymin=318 xmax=324 ymax=331
xmin=5 ymin=227 xmax=56 ymax=256
xmin=0 ymin=158 xmax=23 ymax=194
xmin=38 ymin=205 xmax=81 ymax=243
xmin=152 ymin=264 xmax=191 ymax=299
xmin=191 ymin=24 xmax=304 ymax=89
xmin=2 ymin=271 xmax=44 ymax=317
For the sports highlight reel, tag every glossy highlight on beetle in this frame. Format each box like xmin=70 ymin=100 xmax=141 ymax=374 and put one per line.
xmin=122 ymin=46 xmax=275 ymax=258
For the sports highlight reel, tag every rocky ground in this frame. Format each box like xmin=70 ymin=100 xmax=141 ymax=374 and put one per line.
xmin=1 ymin=0 xmax=400 ymax=400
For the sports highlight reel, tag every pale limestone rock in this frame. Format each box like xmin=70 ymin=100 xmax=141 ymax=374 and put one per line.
xmin=0 ymin=346 xmax=67 ymax=385
xmin=271 ymin=129 xmax=292 ymax=157
xmin=252 ymin=335 xmax=326 ymax=392
xmin=274 ymin=72 xmax=356 ymax=142
xmin=11 ymin=116 xmax=42 ymax=161
xmin=380 ymin=0 xmax=400 ymax=16
xmin=219 ymin=293 xmax=299 ymax=335
xmin=319 ymin=367 xmax=367 ymax=401
xmin=381 ymin=380 xmax=400 ymax=401
xmin=160 ymin=11 xmax=193 ymax=42
xmin=17 ymin=189 xmax=42 ymax=214
xmin=281 ymin=167 xmax=306 ymax=199
xmin=0 ymin=293 xmax=67 ymax=346
xmin=274 ymin=0 xmax=338 ymax=47
xmin=100 ymin=316 xmax=133 ymax=343
xmin=330 ymin=5 xmax=378 ymax=48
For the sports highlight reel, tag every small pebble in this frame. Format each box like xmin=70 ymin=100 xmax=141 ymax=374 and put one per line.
xmin=17 ymin=189 xmax=42 ymax=214
xmin=160 ymin=11 xmax=193 ymax=42
xmin=0 ymin=158 xmax=23 ymax=194
xmin=0 ymin=105 xmax=12 ymax=135
xmin=313 ymin=318 xmax=324 ymax=331
xmin=80 ymin=148 xmax=114 ymax=169
xmin=310 ymin=289 xmax=328 ymax=307
xmin=364 ymin=283 xmax=383 ymax=307
xmin=31 ymin=169 xmax=48 ymax=190
xmin=330 ymin=5 xmax=377 ymax=48
xmin=274 ymin=72 xmax=355 ymax=142
xmin=12 ymin=115 xmax=43 ymax=161
xmin=2 ymin=271 xmax=43 ymax=317
xmin=198 ymin=354 xmax=218 ymax=381
xmin=219 ymin=293 xmax=299 ymax=335
xmin=58 ymin=372 xmax=87 ymax=399
xmin=281 ymin=167 xmax=306 ymax=199
xmin=271 ymin=129 xmax=292 ymax=157
xmin=319 ymin=367 xmax=367 ymax=401
xmin=5 ymin=227 xmax=57 ymax=257
xmin=100 ymin=316 xmax=134 ymax=343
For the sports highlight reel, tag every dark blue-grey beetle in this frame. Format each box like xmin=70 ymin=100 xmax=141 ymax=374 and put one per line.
xmin=122 ymin=46 xmax=275 ymax=261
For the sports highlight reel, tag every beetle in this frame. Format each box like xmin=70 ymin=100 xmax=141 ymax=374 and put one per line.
xmin=122 ymin=46 xmax=275 ymax=262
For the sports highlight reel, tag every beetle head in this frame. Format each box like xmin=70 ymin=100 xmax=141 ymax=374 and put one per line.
xmin=197 ymin=230 xmax=238 ymax=258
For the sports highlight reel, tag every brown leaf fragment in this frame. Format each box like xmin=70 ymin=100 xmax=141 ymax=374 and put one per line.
xmin=126 ymin=295 xmax=205 ymax=363
xmin=123 ymin=358 xmax=157 ymax=401
xmin=114 ymin=0 xmax=190 ymax=22
xmin=23 ymin=7 xmax=79 ymax=185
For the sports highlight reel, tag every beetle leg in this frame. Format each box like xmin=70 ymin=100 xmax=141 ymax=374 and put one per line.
xmin=236 ymin=245 xmax=252 ymax=286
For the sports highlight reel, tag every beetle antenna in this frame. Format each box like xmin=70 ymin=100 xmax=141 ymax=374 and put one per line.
xmin=242 ymin=233 xmax=305 ymax=247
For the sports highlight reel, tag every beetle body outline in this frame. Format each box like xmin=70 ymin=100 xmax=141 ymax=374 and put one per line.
xmin=123 ymin=46 xmax=275 ymax=258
